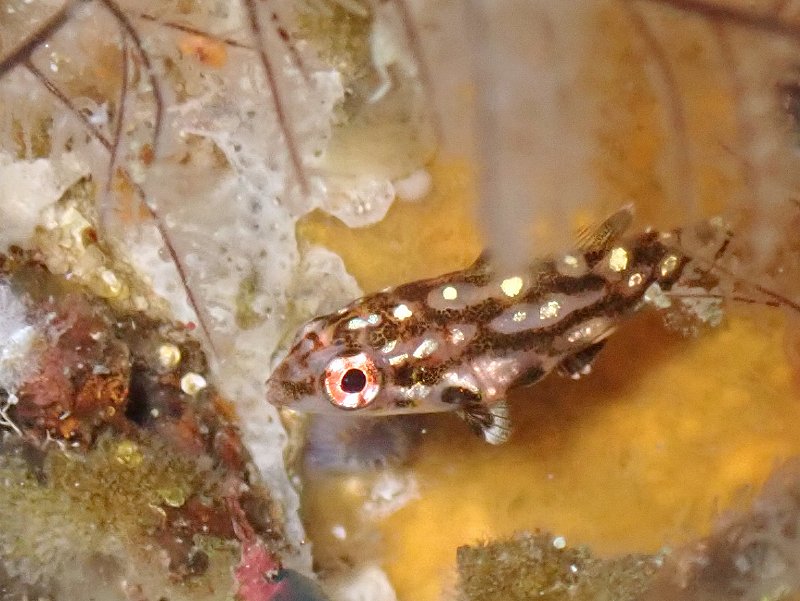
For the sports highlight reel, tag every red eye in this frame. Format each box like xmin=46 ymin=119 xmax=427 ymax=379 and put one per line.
xmin=324 ymin=353 xmax=380 ymax=409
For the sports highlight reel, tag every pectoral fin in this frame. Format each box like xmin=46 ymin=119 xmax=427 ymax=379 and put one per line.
xmin=459 ymin=399 xmax=512 ymax=445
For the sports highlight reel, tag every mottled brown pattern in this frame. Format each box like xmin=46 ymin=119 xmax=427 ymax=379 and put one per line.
xmin=462 ymin=298 xmax=506 ymax=323
xmin=526 ymin=272 xmax=607 ymax=301
xmin=367 ymin=319 xmax=400 ymax=348
xmin=280 ymin=378 xmax=315 ymax=399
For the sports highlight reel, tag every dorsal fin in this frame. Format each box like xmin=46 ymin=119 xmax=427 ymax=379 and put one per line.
xmin=575 ymin=204 xmax=635 ymax=253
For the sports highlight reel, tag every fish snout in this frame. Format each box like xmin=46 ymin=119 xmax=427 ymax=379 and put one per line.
xmin=265 ymin=369 xmax=295 ymax=409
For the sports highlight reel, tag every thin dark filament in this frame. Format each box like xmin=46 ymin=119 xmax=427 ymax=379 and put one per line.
xmin=109 ymin=36 xmax=129 ymax=185
xmin=697 ymin=258 xmax=800 ymax=314
xmin=0 ymin=2 xmax=75 ymax=79
xmin=267 ymin=6 xmax=311 ymax=83
xmin=141 ymin=196 xmax=220 ymax=360
xmin=100 ymin=34 xmax=130 ymax=233
xmin=20 ymin=29 xmax=217 ymax=358
xmin=388 ymin=0 xmax=442 ymax=140
xmin=637 ymin=0 xmax=800 ymax=40
xmin=138 ymin=9 xmax=309 ymax=82
xmin=622 ymin=1 xmax=697 ymax=214
xmin=137 ymin=13 xmax=252 ymax=49
xmin=24 ymin=59 xmax=112 ymax=151
xmin=712 ymin=23 xmax=761 ymax=205
xmin=95 ymin=0 xmax=165 ymax=155
xmin=667 ymin=290 xmax=782 ymax=309
xmin=243 ymin=0 xmax=309 ymax=195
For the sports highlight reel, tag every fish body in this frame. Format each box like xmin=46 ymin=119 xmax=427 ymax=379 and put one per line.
xmin=266 ymin=209 xmax=700 ymax=443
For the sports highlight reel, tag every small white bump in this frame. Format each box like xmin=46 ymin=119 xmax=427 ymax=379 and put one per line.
xmin=157 ymin=343 xmax=181 ymax=369
xmin=180 ymin=372 xmax=207 ymax=396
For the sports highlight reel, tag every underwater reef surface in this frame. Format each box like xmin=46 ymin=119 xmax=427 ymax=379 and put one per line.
xmin=0 ymin=247 xmax=290 ymax=600
xmin=3 ymin=1 xmax=800 ymax=600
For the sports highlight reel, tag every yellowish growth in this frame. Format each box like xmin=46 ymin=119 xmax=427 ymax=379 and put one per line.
xmin=295 ymin=3 xmax=373 ymax=84
xmin=235 ymin=271 xmax=266 ymax=330
xmin=32 ymin=178 xmax=171 ymax=318
xmin=0 ymin=435 xmax=235 ymax=599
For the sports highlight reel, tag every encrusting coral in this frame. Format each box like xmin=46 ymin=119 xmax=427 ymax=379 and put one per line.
xmin=0 ymin=246 xmax=299 ymax=600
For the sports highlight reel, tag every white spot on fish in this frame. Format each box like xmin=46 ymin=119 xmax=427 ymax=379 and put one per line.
xmin=347 ymin=317 xmax=370 ymax=330
xmin=500 ymin=276 xmax=524 ymax=298
xmin=628 ymin=272 xmax=643 ymax=287
xmin=404 ymin=382 xmax=430 ymax=400
xmin=426 ymin=283 xmax=488 ymax=311
xmin=393 ymin=304 xmax=413 ymax=320
xmin=449 ymin=323 xmax=477 ymax=345
xmin=609 ymin=247 xmax=629 ymax=272
xmin=512 ymin=310 xmax=527 ymax=322
xmin=412 ymin=338 xmax=438 ymax=359
xmin=539 ymin=300 xmax=561 ymax=320
xmin=557 ymin=254 xmax=588 ymax=277
xmin=388 ymin=353 xmax=409 ymax=366
xmin=381 ymin=340 xmax=398 ymax=354
xmin=442 ymin=286 xmax=458 ymax=301
xmin=660 ymin=254 xmax=679 ymax=277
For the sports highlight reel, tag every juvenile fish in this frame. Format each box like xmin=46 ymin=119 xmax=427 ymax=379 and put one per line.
xmin=266 ymin=208 xmax=717 ymax=444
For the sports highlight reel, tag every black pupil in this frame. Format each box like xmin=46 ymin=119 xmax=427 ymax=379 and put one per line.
xmin=341 ymin=368 xmax=367 ymax=393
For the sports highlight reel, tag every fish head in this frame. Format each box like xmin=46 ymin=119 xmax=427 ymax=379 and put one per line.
xmin=266 ymin=292 xmax=454 ymax=415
